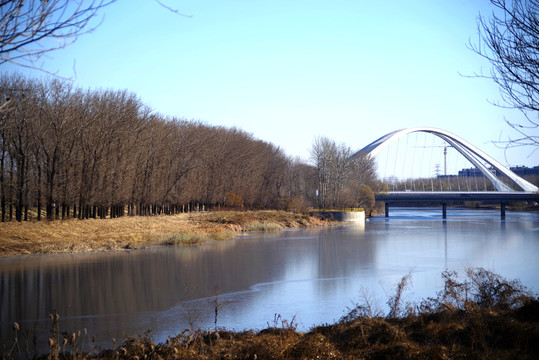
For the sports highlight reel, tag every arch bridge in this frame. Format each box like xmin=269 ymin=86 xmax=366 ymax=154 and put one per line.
xmin=351 ymin=127 xmax=539 ymax=218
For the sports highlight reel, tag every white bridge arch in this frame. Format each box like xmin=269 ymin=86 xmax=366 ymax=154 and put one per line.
xmin=351 ymin=127 xmax=538 ymax=192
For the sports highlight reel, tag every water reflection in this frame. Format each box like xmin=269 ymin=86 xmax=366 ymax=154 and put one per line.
xmin=1 ymin=209 xmax=538 ymax=352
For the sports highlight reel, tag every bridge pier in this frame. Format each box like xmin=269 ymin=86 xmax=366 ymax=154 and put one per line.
xmin=501 ymin=202 xmax=506 ymax=220
xmin=442 ymin=203 xmax=447 ymax=219
xmin=385 ymin=203 xmax=389 ymax=218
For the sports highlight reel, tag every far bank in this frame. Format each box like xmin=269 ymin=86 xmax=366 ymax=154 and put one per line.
xmin=0 ymin=210 xmax=339 ymax=257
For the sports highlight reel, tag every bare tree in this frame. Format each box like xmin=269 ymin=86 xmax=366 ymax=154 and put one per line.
xmin=470 ymin=0 xmax=539 ymax=149
xmin=340 ymin=154 xmax=377 ymax=209
xmin=311 ymin=137 xmax=353 ymax=208
xmin=311 ymin=137 xmax=333 ymax=208
xmin=357 ymin=184 xmax=375 ymax=215
xmin=0 ymin=0 xmax=116 ymax=70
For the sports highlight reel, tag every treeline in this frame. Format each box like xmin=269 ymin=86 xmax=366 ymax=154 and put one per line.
xmin=0 ymin=74 xmax=378 ymax=222
xmin=0 ymin=75 xmax=302 ymax=221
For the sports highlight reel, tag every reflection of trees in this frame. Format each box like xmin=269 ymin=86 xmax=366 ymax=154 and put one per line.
xmin=0 ymin=227 xmax=380 ymax=350
xmin=0 ymin=228 xmax=375 ymax=321
xmin=0 ymin=235 xmax=284 ymax=321
xmin=315 ymin=226 xmax=373 ymax=281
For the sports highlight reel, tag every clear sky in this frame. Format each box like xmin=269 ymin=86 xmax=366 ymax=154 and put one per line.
xmin=2 ymin=0 xmax=538 ymax=170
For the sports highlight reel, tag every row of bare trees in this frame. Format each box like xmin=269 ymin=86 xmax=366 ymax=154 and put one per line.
xmin=0 ymin=74 xmax=379 ymax=222
xmin=0 ymin=74 xmax=338 ymax=221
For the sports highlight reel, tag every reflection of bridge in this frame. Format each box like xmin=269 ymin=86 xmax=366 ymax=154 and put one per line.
xmin=352 ymin=127 xmax=539 ymax=219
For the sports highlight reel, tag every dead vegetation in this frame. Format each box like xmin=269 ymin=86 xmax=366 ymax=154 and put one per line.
xmin=2 ymin=268 xmax=538 ymax=359
xmin=0 ymin=210 xmax=337 ymax=256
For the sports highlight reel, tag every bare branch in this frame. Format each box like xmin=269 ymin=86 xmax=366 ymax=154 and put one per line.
xmin=0 ymin=1 xmax=116 ymax=69
xmin=154 ymin=0 xmax=192 ymax=17
xmin=469 ymin=0 xmax=539 ymax=149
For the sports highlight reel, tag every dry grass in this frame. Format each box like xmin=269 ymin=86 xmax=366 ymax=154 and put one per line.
xmin=242 ymin=221 xmax=284 ymax=232
xmin=151 ymin=231 xmax=237 ymax=246
xmin=0 ymin=211 xmax=337 ymax=256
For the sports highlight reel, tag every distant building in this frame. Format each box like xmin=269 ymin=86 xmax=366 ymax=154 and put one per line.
xmin=510 ymin=165 xmax=539 ymax=176
xmin=455 ymin=165 xmax=539 ymax=178
xmin=457 ymin=167 xmax=499 ymax=177
xmin=458 ymin=167 xmax=484 ymax=177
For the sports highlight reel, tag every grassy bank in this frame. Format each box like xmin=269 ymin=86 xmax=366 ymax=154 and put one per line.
xmin=0 ymin=211 xmax=337 ymax=256
xmin=2 ymin=268 xmax=538 ymax=359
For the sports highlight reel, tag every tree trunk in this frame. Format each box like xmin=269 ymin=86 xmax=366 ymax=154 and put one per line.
xmin=46 ymin=202 xmax=53 ymax=220
xmin=37 ymin=166 xmax=42 ymax=221
xmin=15 ymin=153 xmax=25 ymax=222
xmin=0 ymin=132 xmax=5 ymax=222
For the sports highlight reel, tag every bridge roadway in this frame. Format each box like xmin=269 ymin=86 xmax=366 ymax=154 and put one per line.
xmin=375 ymin=191 xmax=539 ymax=219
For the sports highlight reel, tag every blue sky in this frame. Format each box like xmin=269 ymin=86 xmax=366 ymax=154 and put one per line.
xmin=3 ymin=0 xmax=538 ymax=171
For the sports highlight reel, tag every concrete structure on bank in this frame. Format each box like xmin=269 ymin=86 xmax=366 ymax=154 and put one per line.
xmin=313 ymin=210 xmax=365 ymax=223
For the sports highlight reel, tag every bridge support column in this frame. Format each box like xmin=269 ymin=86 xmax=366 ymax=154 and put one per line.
xmin=385 ymin=203 xmax=389 ymax=218
xmin=442 ymin=203 xmax=447 ymax=219
xmin=501 ymin=202 xmax=506 ymax=220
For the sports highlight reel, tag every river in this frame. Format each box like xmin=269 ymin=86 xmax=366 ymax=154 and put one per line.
xmin=1 ymin=208 xmax=538 ymax=353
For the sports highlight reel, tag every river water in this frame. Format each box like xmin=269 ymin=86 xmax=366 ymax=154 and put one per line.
xmin=1 ymin=208 xmax=538 ymax=352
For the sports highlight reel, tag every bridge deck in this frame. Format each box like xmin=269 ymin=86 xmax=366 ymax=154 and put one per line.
xmin=376 ymin=191 xmax=539 ymax=203
xmin=375 ymin=191 xmax=539 ymax=219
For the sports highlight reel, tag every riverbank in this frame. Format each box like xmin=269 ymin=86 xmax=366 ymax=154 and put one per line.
xmin=0 ymin=210 xmax=338 ymax=256
xmin=101 ymin=301 xmax=538 ymax=360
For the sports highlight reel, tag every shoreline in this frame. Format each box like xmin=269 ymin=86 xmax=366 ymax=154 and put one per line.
xmin=0 ymin=210 xmax=338 ymax=257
